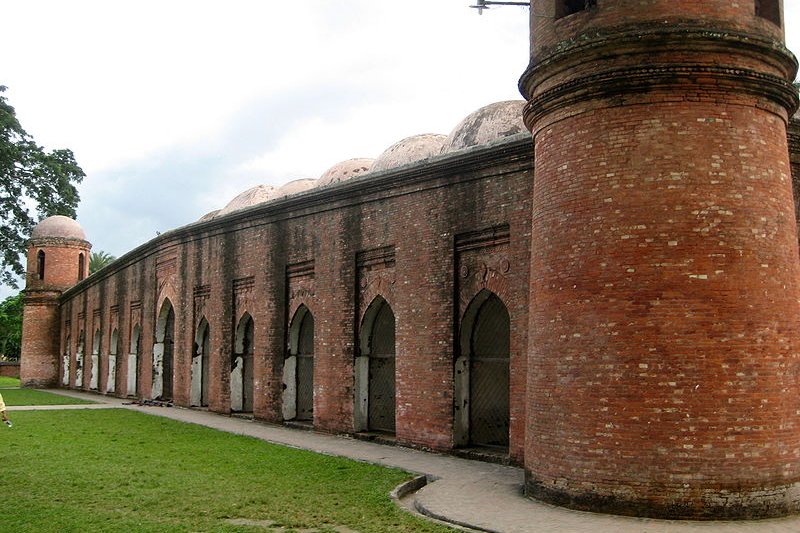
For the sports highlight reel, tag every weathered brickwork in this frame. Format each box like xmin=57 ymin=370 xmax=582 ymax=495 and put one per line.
xmin=23 ymin=140 xmax=533 ymax=463
xmin=0 ymin=363 xmax=20 ymax=378
xmin=520 ymin=0 xmax=799 ymax=520
xmin=19 ymin=0 xmax=800 ymax=521
xmin=21 ymin=226 xmax=90 ymax=388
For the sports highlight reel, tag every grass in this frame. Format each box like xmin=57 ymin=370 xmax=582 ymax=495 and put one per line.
xmin=3 ymin=409 xmax=455 ymax=533
xmin=0 ymin=376 xmax=96 ymax=405
xmin=1 ymin=388 xmax=95 ymax=406
xmin=0 ymin=375 xmax=20 ymax=387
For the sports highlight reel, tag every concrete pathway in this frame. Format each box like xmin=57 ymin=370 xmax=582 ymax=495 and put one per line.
xmin=11 ymin=390 xmax=800 ymax=533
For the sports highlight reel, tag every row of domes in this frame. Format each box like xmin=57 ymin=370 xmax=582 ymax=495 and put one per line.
xmin=209 ymin=100 xmax=526 ymax=219
xmin=31 ymin=101 xmax=528 ymax=240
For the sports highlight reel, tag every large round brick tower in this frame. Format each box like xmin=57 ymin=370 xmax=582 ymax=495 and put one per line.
xmin=519 ymin=0 xmax=800 ymax=519
xmin=20 ymin=215 xmax=90 ymax=388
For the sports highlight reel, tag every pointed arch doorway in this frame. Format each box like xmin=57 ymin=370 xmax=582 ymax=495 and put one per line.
xmin=231 ymin=313 xmax=254 ymax=413
xmin=153 ymin=300 xmax=175 ymax=401
xmin=128 ymin=325 xmax=140 ymax=397
xmin=455 ymin=290 xmax=510 ymax=449
xmin=191 ymin=318 xmax=210 ymax=407
xmin=355 ymin=296 xmax=396 ymax=434
xmin=283 ymin=305 xmax=314 ymax=422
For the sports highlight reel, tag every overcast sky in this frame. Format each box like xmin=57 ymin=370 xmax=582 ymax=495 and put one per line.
xmin=1 ymin=1 xmax=799 ymax=298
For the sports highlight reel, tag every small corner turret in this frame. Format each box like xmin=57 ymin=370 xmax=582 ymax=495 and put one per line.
xmin=20 ymin=215 xmax=91 ymax=388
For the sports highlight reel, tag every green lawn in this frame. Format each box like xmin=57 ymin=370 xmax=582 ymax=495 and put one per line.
xmin=0 ymin=375 xmax=20 ymax=387
xmin=2 ymin=388 xmax=95 ymax=406
xmin=3 ymin=409 xmax=454 ymax=533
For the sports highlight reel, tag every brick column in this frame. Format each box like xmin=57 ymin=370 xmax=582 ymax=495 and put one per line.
xmin=520 ymin=0 xmax=800 ymax=519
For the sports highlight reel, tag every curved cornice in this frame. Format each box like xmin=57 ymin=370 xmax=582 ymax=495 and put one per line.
xmin=59 ymin=134 xmax=534 ymax=300
xmin=23 ymin=290 xmax=62 ymax=305
xmin=521 ymin=22 xmax=797 ymax=93
xmin=519 ymin=23 xmax=799 ymax=128
xmin=28 ymin=237 xmax=91 ymax=250
xmin=523 ymin=63 xmax=799 ymax=131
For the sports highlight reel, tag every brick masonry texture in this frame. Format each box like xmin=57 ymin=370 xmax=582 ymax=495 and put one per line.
xmin=19 ymin=0 xmax=800 ymax=521
xmin=0 ymin=363 xmax=19 ymax=378
xmin=23 ymin=140 xmax=533 ymax=463
xmin=519 ymin=0 xmax=800 ymax=521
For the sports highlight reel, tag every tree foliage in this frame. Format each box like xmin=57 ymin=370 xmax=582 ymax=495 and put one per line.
xmin=0 ymin=86 xmax=85 ymax=288
xmin=0 ymin=293 xmax=23 ymax=360
xmin=89 ymin=250 xmax=116 ymax=274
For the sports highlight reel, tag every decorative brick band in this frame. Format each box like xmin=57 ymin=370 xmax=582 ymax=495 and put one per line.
xmin=524 ymin=64 xmax=798 ymax=130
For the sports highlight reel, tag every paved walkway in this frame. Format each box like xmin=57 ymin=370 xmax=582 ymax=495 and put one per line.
xmin=11 ymin=390 xmax=800 ymax=533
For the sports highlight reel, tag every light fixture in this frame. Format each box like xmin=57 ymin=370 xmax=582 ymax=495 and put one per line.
xmin=470 ymin=0 xmax=529 ymax=15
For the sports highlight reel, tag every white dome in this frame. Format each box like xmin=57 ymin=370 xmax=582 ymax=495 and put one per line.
xmin=217 ymin=185 xmax=278 ymax=217
xmin=443 ymin=101 xmax=526 ymax=153
xmin=371 ymin=134 xmax=447 ymax=173
xmin=316 ymin=158 xmax=374 ymax=187
xmin=31 ymin=215 xmax=86 ymax=241
xmin=276 ymin=178 xmax=317 ymax=197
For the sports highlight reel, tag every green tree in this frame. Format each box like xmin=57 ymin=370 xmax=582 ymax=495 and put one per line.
xmin=1 ymin=85 xmax=85 ymax=288
xmin=89 ymin=250 xmax=116 ymax=274
xmin=0 ymin=293 xmax=23 ymax=360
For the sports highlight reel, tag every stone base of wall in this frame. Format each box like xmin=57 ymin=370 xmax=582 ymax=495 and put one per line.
xmin=526 ymin=472 xmax=800 ymax=520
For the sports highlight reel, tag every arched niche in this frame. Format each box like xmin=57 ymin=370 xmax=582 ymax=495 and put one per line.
xmin=191 ymin=317 xmax=210 ymax=407
xmin=283 ymin=305 xmax=314 ymax=422
xmin=455 ymin=289 xmax=510 ymax=449
xmin=62 ymin=332 xmax=71 ymax=386
xmin=90 ymin=328 xmax=101 ymax=390
xmin=152 ymin=299 xmax=175 ymax=401
xmin=75 ymin=330 xmax=85 ymax=388
xmin=354 ymin=296 xmax=396 ymax=433
xmin=128 ymin=324 xmax=141 ymax=397
xmin=231 ymin=313 xmax=255 ymax=413
xmin=107 ymin=328 xmax=119 ymax=393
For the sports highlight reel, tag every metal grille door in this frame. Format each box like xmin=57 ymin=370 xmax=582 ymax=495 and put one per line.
xmin=163 ymin=308 xmax=175 ymax=401
xmin=368 ymin=302 xmax=396 ymax=432
xmin=201 ymin=327 xmax=210 ymax=407
xmin=296 ymin=312 xmax=315 ymax=421
xmin=243 ymin=320 xmax=254 ymax=412
xmin=470 ymin=294 xmax=510 ymax=447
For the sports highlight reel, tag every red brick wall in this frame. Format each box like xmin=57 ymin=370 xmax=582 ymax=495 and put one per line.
xmin=0 ymin=363 xmax=19 ymax=378
xmin=529 ymin=1 xmax=785 ymax=59
xmin=790 ymin=119 xmax=800 ymax=244
xmin=49 ymin=139 xmax=532 ymax=462
xmin=521 ymin=0 xmax=800 ymax=520
xmin=20 ymin=294 xmax=61 ymax=387
xmin=26 ymin=239 xmax=90 ymax=292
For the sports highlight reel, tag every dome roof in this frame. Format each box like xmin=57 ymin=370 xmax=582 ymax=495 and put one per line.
xmin=371 ymin=134 xmax=447 ymax=173
xmin=197 ymin=209 xmax=220 ymax=222
xmin=443 ymin=100 xmax=526 ymax=153
xmin=217 ymin=185 xmax=278 ymax=217
xmin=31 ymin=215 xmax=86 ymax=241
xmin=316 ymin=158 xmax=374 ymax=187
xmin=276 ymin=178 xmax=317 ymax=197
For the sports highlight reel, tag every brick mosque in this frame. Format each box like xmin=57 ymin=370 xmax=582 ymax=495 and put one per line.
xmin=19 ymin=0 xmax=800 ymax=521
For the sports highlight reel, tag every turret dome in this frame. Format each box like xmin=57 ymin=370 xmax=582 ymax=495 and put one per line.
xmin=30 ymin=215 xmax=86 ymax=241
